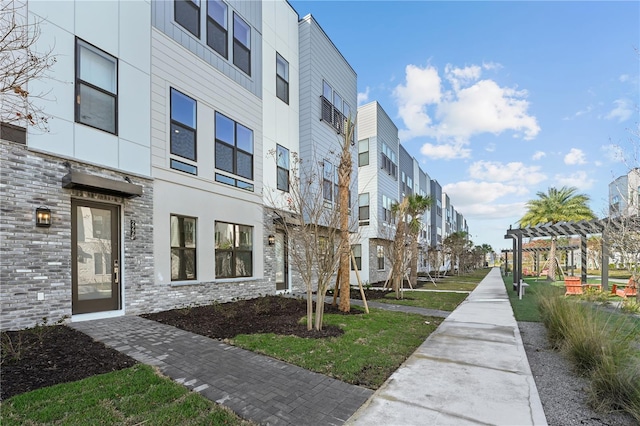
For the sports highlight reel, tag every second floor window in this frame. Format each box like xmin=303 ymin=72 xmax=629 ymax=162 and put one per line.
xmin=323 ymin=160 xmax=333 ymax=202
xmin=276 ymin=53 xmax=289 ymax=104
xmin=215 ymin=112 xmax=253 ymax=180
xmin=276 ymin=144 xmax=289 ymax=192
xmin=233 ymin=13 xmax=251 ymax=76
xmin=75 ymin=39 xmax=117 ymax=134
xmin=359 ymin=193 xmax=369 ymax=225
xmin=175 ymin=0 xmax=200 ymax=38
xmin=207 ymin=0 xmax=228 ymax=58
xmin=170 ymin=88 xmax=197 ymax=162
xmin=358 ymin=138 xmax=369 ymax=166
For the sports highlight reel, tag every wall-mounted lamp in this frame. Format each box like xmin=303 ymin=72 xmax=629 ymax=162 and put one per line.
xmin=268 ymin=234 xmax=275 ymax=246
xmin=35 ymin=207 xmax=52 ymax=227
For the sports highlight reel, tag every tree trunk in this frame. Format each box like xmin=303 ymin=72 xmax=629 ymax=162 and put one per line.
xmin=314 ymin=290 xmax=325 ymax=331
xmin=306 ymin=287 xmax=313 ymax=331
xmin=409 ymin=237 xmax=418 ymax=288
xmin=338 ymin=125 xmax=352 ymax=312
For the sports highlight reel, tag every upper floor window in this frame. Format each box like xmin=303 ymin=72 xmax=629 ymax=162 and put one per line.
xmin=215 ymin=112 xmax=253 ymax=182
xmin=359 ymin=193 xmax=369 ymax=225
xmin=75 ymin=39 xmax=117 ymax=134
xmin=207 ymin=0 xmax=228 ymax=58
xmin=320 ymin=80 xmax=351 ymax=136
xmin=215 ymin=221 xmax=253 ymax=278
xmin=233 ymin=13 xmax=250 ymax=76
xmin=276 ymin=144 xmax=289 ymax=192
xmin=276 ymin=53 xmax=289 ymax=104
xmin=175 ymin=0 xmax=200 ymax=38
xmin=358 ymin=138 xmax=369 ymax=166
xmin=170 ymin=88 xmax=197 ymax=163
xmin=170 ymin=215 xmax=197 ymax=281
xmin=382 ymin=194 xmax=395 ymax=223
xmin=381 ymin=142 xmax=397 ymax=178
xmin=323 ymin=160 xmax=333 ymax=202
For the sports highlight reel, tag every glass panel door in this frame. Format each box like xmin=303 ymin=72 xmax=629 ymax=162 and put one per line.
xmin=275 ymin=231 xmax=288 ymax=291
xmin=72 ymin=200 xmax=120 ymax=314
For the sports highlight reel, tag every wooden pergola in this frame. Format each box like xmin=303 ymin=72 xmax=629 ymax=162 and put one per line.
xmin=502 ymin=244 xmax=579 ymax=279
xmin=504 ymin=218 xmax=614 ymax=294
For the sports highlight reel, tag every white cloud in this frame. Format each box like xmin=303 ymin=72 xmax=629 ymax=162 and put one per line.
xmin=442 ymin=180 xmax=528 ymax=219
xmin=468 ymin=160 xmax=546 ymax=185
xmin=605 ymin=99 xmax=633 ymax=123
xmin=394 ymin=63 xmax=540 ymax=148
xmin=485 ymin=143 xmax=496 ymax=152
xmin=357 ymin=87 xmax=370 ymax=106
xmin=420 ymin=141 xmax=471 ymax=160
xmin=482 ymin=62 xmax=503 ymax=71
xmin=554 ymin=171 xmax=595 ymax=190
xmin=619 ymin=74 xmax=629 ymax=82
xmin=564 ymin=148 xmax=587 ymax=165
xmin=563 ymin=105 xmax=593 ymax=120
xmin=532 ymin=151 xmax=546 ymax=160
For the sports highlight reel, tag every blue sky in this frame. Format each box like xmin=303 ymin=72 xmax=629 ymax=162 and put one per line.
xmin=290 ymin=0 xmax=640 ymax=251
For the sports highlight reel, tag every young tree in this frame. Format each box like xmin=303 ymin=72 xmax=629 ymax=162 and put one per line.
xmin=1 ymin=1 xmax=56 ymax=131
xmin=407 ymin=195 xmax=434 ymax=287
xmin=266 ymin=151 xmax=342 ymax=331
xmin=443 ymin=231 xmax=472 ymax=275
xmin=519 ymin=186 xmax=596 ymax=280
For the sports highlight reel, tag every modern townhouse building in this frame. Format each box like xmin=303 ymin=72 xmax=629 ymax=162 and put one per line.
xmin=609 ymin=168 xmax=640 ymax=217
xmin=1 ymin=0 xmax=153 ymax=330
xmin=430 ymin=179 xmax=443 ymax=249
xmin=1 ymin=0 xmax=356 ymax=330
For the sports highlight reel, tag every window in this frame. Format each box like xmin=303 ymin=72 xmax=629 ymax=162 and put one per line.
xmin=206 ymin=0 xmax=227 ymax=58
xmin=170 ymin=215 xmax=197 ymax=281
xmin=320 ymin=80 xmax=350 ymax=135
xmin=233 ymin=13 xmax=250 ymax=76
xmin=381 ymin=143 xmax=397 ymax=178
xmin=359 ymin=193 xmax=369 ymax=225
xmin=377 ymin=245 xmax=385 ymax=270
xmin=358 ymin=139 xmax=369 ymax=166
xmin=215 ymin=112 xmax=253 ymax=184
xmin=382 ymin=195 xmax=395 ymax=223
xmin=323 ymin=160 xmax=333 ymax=202
xmin=215 ymin=222 xmax=253 ymax=278
xmin=170 ymin=88 xmax=197 ymax=163
xmin=175 ymin=0 xmax=200 ymax=37
xmin=351 ymin=244 xmax=361 ymax=271
xmin=276 ymin=144 xmax=289 ymax=192
xmin=75 ymin=39 xmax=117 ymax=134
xmin=276 ymin=53 xmax=289 ymax=104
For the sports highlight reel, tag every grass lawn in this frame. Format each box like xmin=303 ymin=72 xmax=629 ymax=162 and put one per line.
xmin=414 ymin=280 xmax=478 ymax=292
xmin=0 ymin=364 xmax=251 ymax=425
xmin=232 ymin=308 xmax=441 ymax=389
xmin=375 ymin=291 xmax=469 ymax=311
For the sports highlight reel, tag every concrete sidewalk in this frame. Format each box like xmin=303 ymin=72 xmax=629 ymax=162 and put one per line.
xmin=346 ymin=267 xmax=548 ymax=425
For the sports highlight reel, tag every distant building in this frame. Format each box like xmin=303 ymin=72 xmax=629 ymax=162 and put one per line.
xmin=609 ymin=168 xmax=640 ymax=217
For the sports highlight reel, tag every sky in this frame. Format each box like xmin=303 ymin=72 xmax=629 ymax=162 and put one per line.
xmin=289 ymin=0 xmax=640 ymax=252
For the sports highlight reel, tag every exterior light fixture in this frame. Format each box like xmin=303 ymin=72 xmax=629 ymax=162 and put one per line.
xmin=35 ymin=207 xmax=52 ymax=227
xmin=268 ymin=234 xmax=275 ymax=246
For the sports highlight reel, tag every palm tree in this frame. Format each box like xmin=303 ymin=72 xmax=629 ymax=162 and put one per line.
xmin=406 ymin=195 xmax=434 ymax=286
xmin=519 ymin=186 xmax=596 ymax=280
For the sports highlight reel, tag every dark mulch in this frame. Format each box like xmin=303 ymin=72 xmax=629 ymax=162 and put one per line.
xmin=141 ymin=295 xmax=362 ymax=339
xmin=1 ymin=325 xmax=137 ymax=401
xmin=1 ymin=295 xmax=362 ymax=401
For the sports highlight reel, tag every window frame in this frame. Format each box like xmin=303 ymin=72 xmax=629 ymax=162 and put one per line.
xmin=358 ymin=138 xmax=369 ymax=166
xmin=170 ymin=214 xmax=197 ymax=281
xmin=206 ymin=0 xmax=228 ymax=58
xmin=232 ymin=12 xmax=251 ymax=76
xmin=170 ymin=88 xmax=198 ymax=164
xmin=75 ymin=38 xmax=118 ymax=135
xmin=276 ymin=144 xmax=290 ymax=192
xmin=351 ymin=244 xmax=362 ymax=271
xmin=215 ymin=221 xmax=253 ymax=278
xmin=359 ymin=192 xmax=370 ymax=225
xmin=323 ymin=160 xmax=333 ymax=202
xmin=276 ymin=53 xmax=289 ymax=104
xmin=214 ymin=111 xmax=254 ymax=183
xmin=174 ymin=0 xmax=201 ymax=38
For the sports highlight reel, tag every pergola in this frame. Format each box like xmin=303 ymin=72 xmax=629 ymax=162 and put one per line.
xmin=504 ymin=218 xmax=613 ymax=293
xmin=502 ymin=244 xmax=579 ymax=278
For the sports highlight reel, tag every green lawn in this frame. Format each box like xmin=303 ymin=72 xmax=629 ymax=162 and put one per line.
xmin=232 ymin=308 xmax=441 ymax=389
xmin=374 ymin=291 xmax=469 ymax=311
xmin=0 ymin=364 xmax=251 ymax=425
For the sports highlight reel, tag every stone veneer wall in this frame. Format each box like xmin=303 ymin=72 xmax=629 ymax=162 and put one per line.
xmin=1 ymin=139 xmax=154 ymax=331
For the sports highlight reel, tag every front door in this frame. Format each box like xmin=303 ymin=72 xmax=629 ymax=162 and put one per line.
xmin=275 ymin=230 xmax=289 ymax=291
xmin=72 ymin=199 xmax=120 ymax=314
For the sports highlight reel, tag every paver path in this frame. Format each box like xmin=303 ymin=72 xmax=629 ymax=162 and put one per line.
xmin=70 ymin=316 xmax=373 ymax=426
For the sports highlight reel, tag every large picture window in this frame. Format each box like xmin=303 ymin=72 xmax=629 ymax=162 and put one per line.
xmin=207 ymin=0 xmax=227 ymax=58
xmin=75 ymin=39 xmax=117 ymax=134
xmin=170 ymin=88 xmax=197 ymax=162
xmin=215 ymin=222 xmax=253 ymax=278
xmin=276 ymin=144 xmax=289 ymax=192
xmin=215 ymin=112 xmax=253 ymax=183
xmin=170 ymin=215 xmax=197 ymax=281
xmin=233 ymin=13 xmax=251 ymax=76
xmin=276 ymin=53 xmax=289 ymax=104
xmin=175 ymin=0 xmax=200 ymax=37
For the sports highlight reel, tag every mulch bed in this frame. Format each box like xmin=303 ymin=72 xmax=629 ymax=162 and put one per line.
xmin=1 ymin=325 xmax=136 ymax=401
xmin=1 ymin=295 xmax=363 ymax=401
